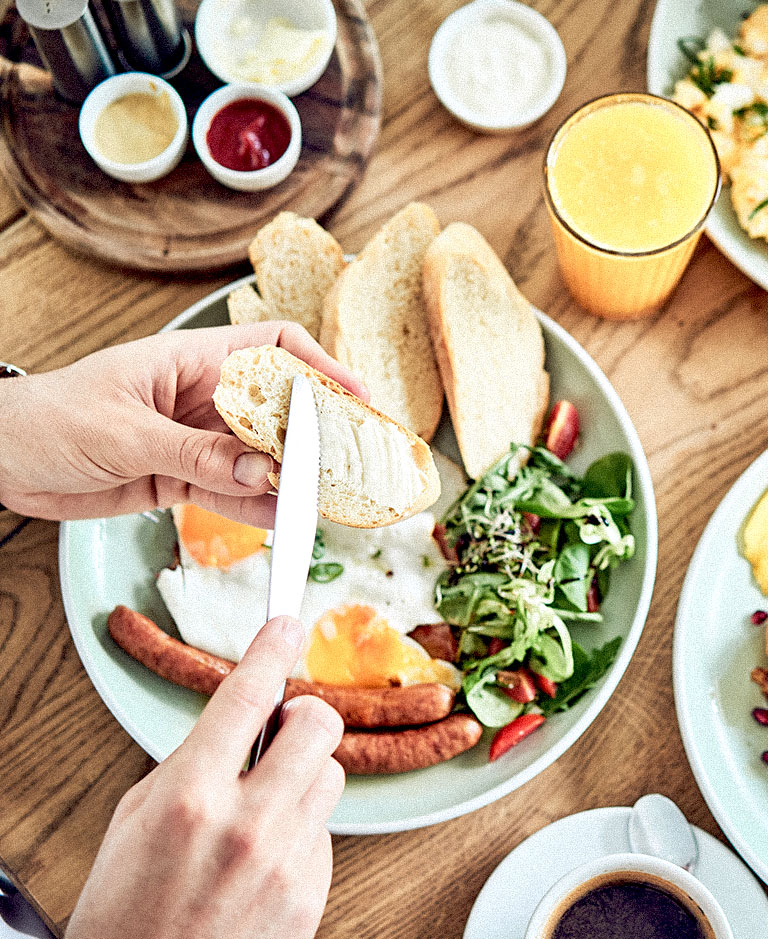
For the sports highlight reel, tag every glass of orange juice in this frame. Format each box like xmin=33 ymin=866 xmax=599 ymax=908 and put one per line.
xmin=543 ymin=93 xmax=721 ymax=319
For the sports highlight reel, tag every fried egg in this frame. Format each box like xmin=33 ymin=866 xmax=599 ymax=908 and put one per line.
xmin=156 ymin=453 xmax=465 ymax=690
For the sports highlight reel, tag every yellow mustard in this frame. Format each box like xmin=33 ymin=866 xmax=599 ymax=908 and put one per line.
xmin=94 ymin=91 xmax=178 ymax=165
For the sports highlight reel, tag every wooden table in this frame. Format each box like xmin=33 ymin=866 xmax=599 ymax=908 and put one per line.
xmin=1 ymin=0 xmax=767 ymax=934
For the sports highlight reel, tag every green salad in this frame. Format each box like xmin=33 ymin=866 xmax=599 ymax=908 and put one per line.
xmin=434 ymin=442 xmax=635 ymax=744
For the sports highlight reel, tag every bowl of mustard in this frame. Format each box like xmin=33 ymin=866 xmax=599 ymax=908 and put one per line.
xmin=79 ymin=73 xmax=189 ymax=184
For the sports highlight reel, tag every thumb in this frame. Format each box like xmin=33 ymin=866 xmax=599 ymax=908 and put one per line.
xmin=144 ymin=412 xmax=276 ymax=496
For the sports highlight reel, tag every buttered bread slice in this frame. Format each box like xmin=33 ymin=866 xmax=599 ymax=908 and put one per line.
xmin=227 ymin=212 xmax=346 ymax=340
xmin=422 ymin=223 xmax=549 ymax=480
xmin=320 ymin=202 xmax=444 ymax=441
xmin=213 ymin=345 xmax=441 ymax=528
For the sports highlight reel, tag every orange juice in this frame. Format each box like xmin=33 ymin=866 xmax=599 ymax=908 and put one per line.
xmin=544 ymin=93 xmax=720 ymax=318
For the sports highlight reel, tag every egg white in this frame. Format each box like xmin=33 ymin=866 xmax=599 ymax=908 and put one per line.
xmin=156 ymin=452 xmax=467 ymax=678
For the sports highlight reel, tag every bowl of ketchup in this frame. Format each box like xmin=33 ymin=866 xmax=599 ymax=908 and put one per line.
xmin=192 ymin=84 xmax=301 ymax=191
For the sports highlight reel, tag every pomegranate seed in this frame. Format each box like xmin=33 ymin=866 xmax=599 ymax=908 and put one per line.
xmin=762 ymin=751 xmax=768 ymax=765
xmin=754 ymin=707 xmax=768 ymax=726
xmin=752 ymin=610 xmax=768 ymax=625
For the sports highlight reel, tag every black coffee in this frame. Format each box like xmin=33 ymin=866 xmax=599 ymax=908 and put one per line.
xmin=551 ymin=881 xmax=710 ymax=939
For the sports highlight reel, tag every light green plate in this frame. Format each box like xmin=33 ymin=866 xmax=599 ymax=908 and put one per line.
xmin=675 ymin=449 xmax=768 ymax=883
xmin=59 ymin=276 xmax=657 ymax=835
xmin=647 ymin=0 xmax=768 ymax=291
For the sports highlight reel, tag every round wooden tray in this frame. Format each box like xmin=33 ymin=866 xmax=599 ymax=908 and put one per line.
xmin=0 ymin=0 xmax=381 ymax=271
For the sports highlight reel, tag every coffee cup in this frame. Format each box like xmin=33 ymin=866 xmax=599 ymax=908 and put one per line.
xmin=524 ymin=852 xmax=732 ymax=939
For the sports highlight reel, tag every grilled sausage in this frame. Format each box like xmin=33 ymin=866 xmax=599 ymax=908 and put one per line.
xmin=283 ymin=678 xmax=455 ymax=728
xmin=108 ymin=605 xmax=235 ymax=696
xmin=334 ymin=713 xmax=483 ymax=775
xmin=107 ymin=606 xmax=456 ymax=728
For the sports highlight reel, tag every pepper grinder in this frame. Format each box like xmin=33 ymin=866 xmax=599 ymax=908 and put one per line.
xmin=16 ymin=0 xmax=116 ymax=103
xmin=102 ymin=0 xmax=190 ymax=77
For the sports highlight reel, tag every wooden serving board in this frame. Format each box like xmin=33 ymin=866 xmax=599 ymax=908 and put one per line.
xmin=0 ymin=0 xmax=381 ymax=271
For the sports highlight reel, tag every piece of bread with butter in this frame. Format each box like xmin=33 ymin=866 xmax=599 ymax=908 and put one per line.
xmin=227 ymin=212 xmax=346 ymax=341
xmin=320 ymin=202 xmax=444 ymax=442
xmin=422 ymin=222 xmax=550 ymax=480
xmin=213 ymin=345 xmax=441 ymax=528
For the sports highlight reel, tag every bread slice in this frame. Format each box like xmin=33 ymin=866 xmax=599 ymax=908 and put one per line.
xmin=320 ymin=202 xmax=444 ymax=441
xmin=422 ymin=223 xmax=549 ymax=480
xmin=213 ymin=345 xmax=441 ymax=528
xmin=227 ymin=212 xmax=346 ymax=339
xmin=227 ymin=284 xmax=271 ymax=325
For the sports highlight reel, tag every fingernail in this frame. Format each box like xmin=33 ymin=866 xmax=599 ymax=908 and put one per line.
xmin=233 ymin=452 xmax=275 ymax=490
xmin=275 ymin=616 xmax=304 ymax=649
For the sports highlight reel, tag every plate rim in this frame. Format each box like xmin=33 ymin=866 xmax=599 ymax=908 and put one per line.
xmin=673 ymin=447 xmax=768 ymax=883
xmin=59 ymin=278 xmax=658 ymax=835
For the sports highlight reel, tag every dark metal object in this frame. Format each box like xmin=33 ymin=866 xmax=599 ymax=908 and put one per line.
xmin=102 ymin=0 xmax=188 ymax=76
xmin=16 ymin=0 xmax=116 ymax=103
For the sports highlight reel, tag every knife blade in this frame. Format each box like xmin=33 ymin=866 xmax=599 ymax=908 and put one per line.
xmin=248 ymin=374 xmax=320 ymax=768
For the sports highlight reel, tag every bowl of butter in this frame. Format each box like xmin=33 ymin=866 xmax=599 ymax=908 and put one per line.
xmin=195 ymin=0 xmax=337 ymax=97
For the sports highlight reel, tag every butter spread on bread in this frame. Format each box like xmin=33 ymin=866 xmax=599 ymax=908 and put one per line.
xmin=422 ymin=222 xmax=549 ymax=480
xmin=227 ymin=212 xmax=345 ymax=341
xmin=213 ymin=345 xmax=441 ymax=528
xmin=320 ymin=202 xmax=444 ymax=442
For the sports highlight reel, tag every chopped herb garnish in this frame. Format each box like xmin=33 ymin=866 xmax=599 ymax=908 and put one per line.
xmin=749 ymin=197 xmax=768 ymax=220
xmin=308 ymin=562 xmax=344 ymax=583
xmin=371 ymin=548 xmax=382 ymax=559
xmin=677 ymin=36 xmax=706 ymax=64
xmin=689 ymin=55 xmax=733 ymax=97
xmin=312 ymin=530 xmax=325 ymax=560
xmin=733 ymin=43 xmax=746 ymax=56
xmin=707 ymin=116 xmax=719 ymax=131
xmin=422 ymin=554 xmax=432 ymax=568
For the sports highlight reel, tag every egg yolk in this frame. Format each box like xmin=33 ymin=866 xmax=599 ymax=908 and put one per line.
xmin=305 ymin=604 xmax=457 ymax=688
xmin=177 ymin=504 xmax=267 ymax=568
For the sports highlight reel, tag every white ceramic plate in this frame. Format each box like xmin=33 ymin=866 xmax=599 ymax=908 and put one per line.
xmin=647 ymin=0 xmax=768 ymax=291
xmin=59 ymin=276 xmax=657 ymax=835
xmin=463 ymin=806 xmax=768 ymax=938
xmin=674 ymin=449 xmax=768 ymax=883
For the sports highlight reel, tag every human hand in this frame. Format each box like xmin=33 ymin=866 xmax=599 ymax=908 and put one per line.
xmin=0 ymin=323 xmax=367 ymax=524
xmin=65 ymin=615 xmax=345 ymax=939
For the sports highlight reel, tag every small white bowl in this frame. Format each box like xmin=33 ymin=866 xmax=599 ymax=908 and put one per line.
xmin=429 ymin=0 xmax=567 ymax=134
xmin=195 ymin=0 xmax=337 ymax=97
xmin=79 ymin=73 xmax=188 ymax=184
xmin=192 ymin=84 xmax=302 ymax=191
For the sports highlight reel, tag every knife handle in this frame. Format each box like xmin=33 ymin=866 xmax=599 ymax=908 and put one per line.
xmin=247 ymin=681 xmax=286 ymax=769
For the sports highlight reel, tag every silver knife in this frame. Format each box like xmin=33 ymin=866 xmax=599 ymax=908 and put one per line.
xmin=248 ymin=374 xmax=320 ymax=768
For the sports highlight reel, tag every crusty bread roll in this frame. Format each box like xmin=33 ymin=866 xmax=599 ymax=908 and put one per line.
xmin=227 ymin=212 xmax=346 ymax=340
xmin=422 ymin=223 xmax=550 ymax=480
xmin=320 ymin=202 xmax=444 ymax=441
xmin=213 ymin=345 xmax=441 ymax=528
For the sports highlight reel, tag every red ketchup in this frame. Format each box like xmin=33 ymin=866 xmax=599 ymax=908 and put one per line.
xmin=206 ymin=99 xmax=291 ymax=172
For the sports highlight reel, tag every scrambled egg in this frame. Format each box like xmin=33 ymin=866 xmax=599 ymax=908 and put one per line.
xmin=673 ymin=6 xmax=768 ymax=238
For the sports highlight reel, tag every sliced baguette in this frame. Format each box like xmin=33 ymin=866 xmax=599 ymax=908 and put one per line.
xmin=320 ymin=202 xmax=444 ymax=441
xmin=227 ymin=212 xmax=346 ymax=339
xmin=227 ymin=284 xmax=271 ymax=325
xmin=422 ymin=223 xmax=549 ymax=480
xmin=213 ymin=345 xmax=441 ymax=528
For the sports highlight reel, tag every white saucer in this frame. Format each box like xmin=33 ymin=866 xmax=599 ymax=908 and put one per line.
xmin=463 ymin=806 xmax=768 ymax=938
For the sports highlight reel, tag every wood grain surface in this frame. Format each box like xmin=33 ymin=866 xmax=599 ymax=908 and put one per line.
xmin=2 ymin=0 xmax=768 ymax=936
xmin=0 ymin=0 xmax=381 ymax=271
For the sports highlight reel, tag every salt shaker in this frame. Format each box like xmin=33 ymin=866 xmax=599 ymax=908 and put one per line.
xmin=16 ymin=0 xmax=116 ymax=103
